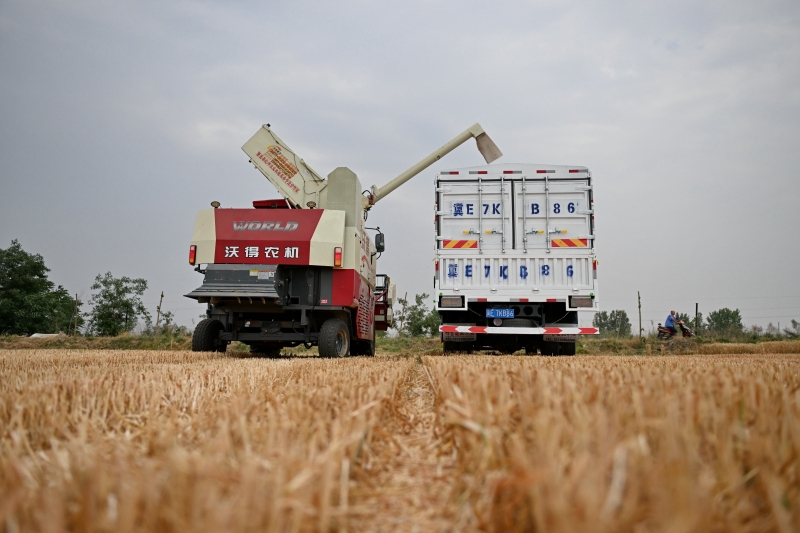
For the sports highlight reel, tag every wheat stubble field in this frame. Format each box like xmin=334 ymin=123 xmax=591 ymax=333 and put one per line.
xmin=1 ymin=349 xmax=799 ymax=532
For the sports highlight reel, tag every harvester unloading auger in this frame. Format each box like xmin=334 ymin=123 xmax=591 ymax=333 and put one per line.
xmin=186 ymin=123 xmax=501 ymax=357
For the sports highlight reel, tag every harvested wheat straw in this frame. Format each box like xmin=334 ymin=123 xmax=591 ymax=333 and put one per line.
xmin=2 ymin=350 xmax=799 ymax=532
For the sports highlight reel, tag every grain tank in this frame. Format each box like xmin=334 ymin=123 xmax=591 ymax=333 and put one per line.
xmin=186 ymin=123 xmax=501 ymax=357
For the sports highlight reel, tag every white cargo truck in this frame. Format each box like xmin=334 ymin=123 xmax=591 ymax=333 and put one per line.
xmin=434 ymin=164 xmax=599 ymax=355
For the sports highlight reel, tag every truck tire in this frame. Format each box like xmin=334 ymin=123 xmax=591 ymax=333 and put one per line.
xmin=561 ymin=342 xmax=576 ymax=356
xmin=443 ymin=341 xmax=473 ymax=355
xmin=192 ymin=319 xmax=227 ymax=352
xmin=541 ymin=341 xmax=559 ymax=356
xmin=318 ymin=318 xmax=350 ymax=358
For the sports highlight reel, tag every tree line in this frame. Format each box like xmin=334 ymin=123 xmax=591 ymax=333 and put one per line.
xmin=593 ymin=308 xmax=800 ymax=338
xmin=0 ymin=240 xmax=160 ymax=336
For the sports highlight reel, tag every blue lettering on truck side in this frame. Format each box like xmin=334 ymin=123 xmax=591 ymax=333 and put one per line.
xmin=520 ymin=266 xmax=528 ymax=279
xmin=484 ymin=265 xmax=490 ymax=278
xmin=531 ymin=204 xmax=539 ymax=214
xmin=448 ymin=264 xmax=458 ymax=278
xmin=500 ymin=266 xmax=508 ymax=279
xmin=465 ymin=265 xmax=472 ymax=277
xmin=466 ymin=204 xmax=473 ymax=215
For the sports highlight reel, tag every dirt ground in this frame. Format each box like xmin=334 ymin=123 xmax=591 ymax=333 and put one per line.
xmin=2 ymin=349 xmax=799 ymax=532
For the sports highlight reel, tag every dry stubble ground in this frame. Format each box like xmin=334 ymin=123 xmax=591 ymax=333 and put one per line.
xmin=1 ymin=349 xmax=799 ymax=532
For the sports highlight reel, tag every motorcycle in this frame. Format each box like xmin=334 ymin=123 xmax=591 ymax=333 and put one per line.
xmin=657 ymin=320 xmax=694 ymax=340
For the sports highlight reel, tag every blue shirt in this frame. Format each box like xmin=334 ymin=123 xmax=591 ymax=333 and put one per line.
xmin=665 ymin=314 xmax=675 ymax=327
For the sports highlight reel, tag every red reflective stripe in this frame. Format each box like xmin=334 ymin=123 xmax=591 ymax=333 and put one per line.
xmin=518 ymin=298 xmax=529 ymax=302
xmin=478 ymin=170 xmax=487 ymax=174
xmin=543 ymin=327 xmax=562 ymax=334
xmin=546 ymin=298 xmax=557 ymax=302
xmin=579 ymin=328 xmax=598 ymax=334
xmin=440 ymin=325 xmax=458 ymax=332
xmin=468 ymin=326 xmax=487 ymax=333
xmin=442 ymin=171 xmax=459 ymax=175
xmin=477 ymin=298 xmax=487 ymax=302
xmin=503 ymin=170 xmax=514 ymax=174
xmin=569 ymin=169 xmax=579 ymax=173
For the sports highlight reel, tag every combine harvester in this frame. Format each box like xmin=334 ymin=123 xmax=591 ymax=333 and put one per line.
xmin=186 ymin=123 xmax=502 ymax=357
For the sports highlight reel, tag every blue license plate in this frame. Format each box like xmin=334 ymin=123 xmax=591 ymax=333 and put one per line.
xmin=486 ymin=308 xmax=515 ymax=319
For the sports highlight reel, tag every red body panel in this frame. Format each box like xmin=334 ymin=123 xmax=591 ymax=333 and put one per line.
xmin=213 ymin=209 xmax=323 ymax=265
xmin=332 ymin=269 xmax=359 ymax=307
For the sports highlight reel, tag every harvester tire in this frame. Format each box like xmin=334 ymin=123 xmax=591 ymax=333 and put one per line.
xmin=351 ymin=324 xmax=376 ymax=357
xmin=561 ymin=342 xmax=576 ymax=356
xmin=192 ymin=319 xmax=227 ymax=352
xmin=319 ymin=319 xmax=350 ymax=358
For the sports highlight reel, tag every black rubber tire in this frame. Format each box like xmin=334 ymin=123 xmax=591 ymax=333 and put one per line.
xmin=560 ymin=342 xmax=576 ymax=356
xmin=541 ymin=341 xmax=559 ymax=356
xmin=501 ymin=318 xmax=534 ymax=328
xmin=318 ymin=318 xmax=350 ymax=358
xmin=250 ymin=343 xmax=282 ymax=357
xmin=192 ymin=319 xmax=226 ymax=352
xmin=351 ymin=323 xmax=376 ymax=357
xmin=443 ymin=341 xmax=474 ymax=354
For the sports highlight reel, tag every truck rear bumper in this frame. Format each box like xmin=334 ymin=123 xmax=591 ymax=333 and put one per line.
xmin=439 ymin=325 xmax=598 ymax=335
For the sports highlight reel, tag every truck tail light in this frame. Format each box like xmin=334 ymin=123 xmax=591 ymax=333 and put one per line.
xmin=189 ymin=245 xmax=197 ymax=265
xmin=334 ymin=247 xmax=342 ymax=267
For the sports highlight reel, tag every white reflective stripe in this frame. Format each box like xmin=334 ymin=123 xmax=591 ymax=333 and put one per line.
xmin=439 ymin=326 xmax=599 ymax=335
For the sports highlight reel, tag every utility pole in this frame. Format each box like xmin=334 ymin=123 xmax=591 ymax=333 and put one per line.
xmin=154 ymin=291 xmax=164 ymax=337
xmin=638 ymin=291 xmax=642 ymax=342
xmin=695 ymin=303 xmax=699 ymax=332
xmin=73 ymin=293 xmax=79 ymax=336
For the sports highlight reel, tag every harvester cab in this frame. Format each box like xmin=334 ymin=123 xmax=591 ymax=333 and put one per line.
xmin=186 ymin=123 xmax=502 ymax=357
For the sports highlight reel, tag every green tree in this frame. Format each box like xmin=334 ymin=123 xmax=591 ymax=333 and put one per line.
xmin=593 ymin=310 xmax=631 ymax=337
xmin=86 ymin=272 xmax=150 ymax=336
xmin=0 ymin=240 xmax=80 ymax=335
xmin=393 ymin=293 xmax=439 ymax=337
xmin=705 ymin=308 xmax=743 ymax=334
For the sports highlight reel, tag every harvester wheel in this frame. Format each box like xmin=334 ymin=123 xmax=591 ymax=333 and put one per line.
xmin=192 ymin=319 xmax=227 ymax=352
xmin=561 ymin=342 xmax=576 ymax=356
xmin=318 ymin=319 xmax=350 ymax=358
xmin=351 ymin=324 xmax=376 ymax=357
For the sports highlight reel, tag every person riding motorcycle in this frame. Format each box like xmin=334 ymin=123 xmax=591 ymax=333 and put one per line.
xmin=664 ymin=310 xmax=678 ymax=336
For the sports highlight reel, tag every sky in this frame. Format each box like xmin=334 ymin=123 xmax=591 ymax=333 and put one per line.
xmin=1 ymin=0 xmax=799 ymax=333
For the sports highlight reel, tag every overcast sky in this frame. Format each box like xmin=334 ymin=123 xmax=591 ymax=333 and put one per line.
xmin=2 ymin=0 xmax=799 ymax=333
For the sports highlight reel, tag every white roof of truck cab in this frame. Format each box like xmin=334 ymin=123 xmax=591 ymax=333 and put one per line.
xmin=438 ymin=163 xmax=589 ymax=178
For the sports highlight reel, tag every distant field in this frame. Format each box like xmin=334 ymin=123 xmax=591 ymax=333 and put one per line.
xmin=1 ymin=350 xmax=798 ymax=532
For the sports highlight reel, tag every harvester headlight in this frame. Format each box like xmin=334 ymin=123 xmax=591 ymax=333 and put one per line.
xmin=189 ymin=245 xmax=197 ymax=265
xmin=210 ymin=201 xmax=220 ymax=208
xmin=440 ymin=295 xmax=463 ymax=308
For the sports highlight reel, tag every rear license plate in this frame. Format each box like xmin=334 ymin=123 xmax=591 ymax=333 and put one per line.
xmin=486 ymin=308 xmax=514 ymax=319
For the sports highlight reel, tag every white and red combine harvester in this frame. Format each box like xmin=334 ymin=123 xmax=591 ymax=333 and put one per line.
xmin=435 ymin=164 xmax=600 ymax=355
xmin=186 ymin=123 xmax=502 ymax=357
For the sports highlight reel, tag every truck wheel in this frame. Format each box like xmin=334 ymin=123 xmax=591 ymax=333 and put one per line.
xmin=541 ymin=341 xmax=559 ymax=356
xmin=319 ymin=319 xmax=350 ymax=358
xmin=443 ymin=341 xmax=473 ymax=355
xmin=561 ymin=342 xmax=576 ymax=356
xmin=192 ymin=319 xmax=227 ymax=352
